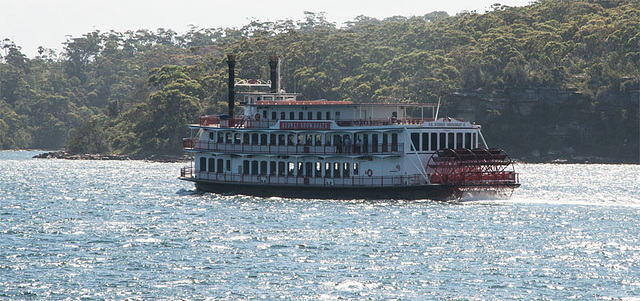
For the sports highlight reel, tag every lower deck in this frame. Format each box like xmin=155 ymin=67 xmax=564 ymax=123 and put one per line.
xmin=181 ymin=167 xmax=424 ymax=187
xmin=181 ymin=176 xmax=519 ymax=200
xmin=185 ymin=177 xmax=456 ymax=200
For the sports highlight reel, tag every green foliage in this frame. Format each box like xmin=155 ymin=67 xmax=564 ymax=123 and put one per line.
xmin=0 ymin=0 xmax=637 ymax=161
xmin=66 ymin=118 xmax=111 ymax=154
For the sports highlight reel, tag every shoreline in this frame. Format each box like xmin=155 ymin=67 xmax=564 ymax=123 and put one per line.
xmin=31 ymin=151 xmax=189 ymax=163
xmin=25 ymin=150 xmax=638 ymax=165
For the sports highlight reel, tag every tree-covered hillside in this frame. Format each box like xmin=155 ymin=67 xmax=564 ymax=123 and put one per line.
xmin=1 ymin=0 xmax=638 ymax=162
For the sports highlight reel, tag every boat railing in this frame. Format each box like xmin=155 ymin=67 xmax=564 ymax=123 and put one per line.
xmin=196 ymin=115 xmax=433 ymax=129
xmin=183 ymin=138 xmax=405 ymax=155
xmin=335 ymin=118 xmax=431 ymax=127
xmin=184 ymin=170 xmax=424 ymax=187
xmin=180 ymin=166 xmax=194 ymax=179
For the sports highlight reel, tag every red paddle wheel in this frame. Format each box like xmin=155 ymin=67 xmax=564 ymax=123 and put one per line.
xmin=427 ymin=148 xmax=520 ymax=198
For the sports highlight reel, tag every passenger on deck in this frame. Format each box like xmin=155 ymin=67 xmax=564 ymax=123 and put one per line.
xmin=344 ymin=136 xmax=351 ymax=153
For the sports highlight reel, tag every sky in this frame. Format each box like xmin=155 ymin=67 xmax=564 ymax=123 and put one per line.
xmin=1 ymin=0 xmax=534 ymax=58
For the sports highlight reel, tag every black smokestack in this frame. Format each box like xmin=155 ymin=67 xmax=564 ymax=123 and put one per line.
xmin=268 ymin=55 xmax=278 ymax=93
xmin=227 ymin=54 xmax=236 ymax=122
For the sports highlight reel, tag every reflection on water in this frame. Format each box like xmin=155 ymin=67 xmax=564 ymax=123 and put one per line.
xmin=1 ymin=151 xmax=638 ymax=299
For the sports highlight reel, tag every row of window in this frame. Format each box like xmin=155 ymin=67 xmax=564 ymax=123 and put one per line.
xmin=208 ymin=131 xmax=399 ymax=148
xmin=410 ymin=132 xmax=479 ymax=151
xmin=199 ymin=157 xmax=360 ymax=178
xmin=262 ymin=111 xmax=341 ymax=121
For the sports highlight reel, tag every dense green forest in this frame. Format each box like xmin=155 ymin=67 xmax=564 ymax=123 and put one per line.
xmin=1 ymin=0 xmax=638 ymax=162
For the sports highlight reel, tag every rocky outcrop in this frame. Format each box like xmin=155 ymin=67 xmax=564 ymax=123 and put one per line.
xmin=33 ymin=151 xmax=189 ymax=162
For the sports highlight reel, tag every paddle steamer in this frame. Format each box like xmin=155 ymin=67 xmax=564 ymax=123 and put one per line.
xmin=179 ymin=55 xmax=520 ymax=200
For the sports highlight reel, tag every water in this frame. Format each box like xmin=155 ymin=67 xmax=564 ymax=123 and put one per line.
xmin=1 ymin=151 xmax=639 ymax=300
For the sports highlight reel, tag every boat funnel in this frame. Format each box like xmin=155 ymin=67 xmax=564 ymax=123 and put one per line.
xmin=268 ymin=55 xmax=278 ymax=93
xmin=227 ymin=54 xmax=236 ymax=124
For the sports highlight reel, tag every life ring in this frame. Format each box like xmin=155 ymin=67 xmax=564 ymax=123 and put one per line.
xmin=366 ymin=169 xmax=373 ymax=177
xmin=254 ymin=113 xmax=261 ymax=121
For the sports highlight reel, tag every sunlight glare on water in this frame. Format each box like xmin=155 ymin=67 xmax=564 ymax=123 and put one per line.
xmin=0 ymin=151 xmax=638 ymax=300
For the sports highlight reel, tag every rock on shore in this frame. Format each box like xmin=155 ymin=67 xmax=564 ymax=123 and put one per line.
xmin=33 ymin=151 xmax=188 ymax=162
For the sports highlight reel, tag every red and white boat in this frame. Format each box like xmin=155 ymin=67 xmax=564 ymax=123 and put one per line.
xmin=180 ymin=55 xmax=520 ymax=200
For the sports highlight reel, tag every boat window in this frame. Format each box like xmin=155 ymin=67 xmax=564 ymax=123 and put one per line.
xmin=209 ymin=132 xmax=214 ymax=140
xmin=288 ymin=162 xmax=295 ymax=176
xmin=208 ymin=158 xmax=215 ymax=172
xmin=252 ymin=160 xmax=259 ymax=175
xmin=199 ymin=157 xmax=207 ymax=172
xmin=305 ymin=162 xmax=313 ymax=177
xmin=262 ymin=110 xmax=267 ymax=119
xmin=431 ymin=133 xmax=438 ymax=151
xmin=362 ymin=134 xmax=369 ymax=154
xmin=308 ymin=112 xmax=313 ymax=120
xmin=325 ymin=162 xmax=331 ymax=178
xmin=448 ymin=133 xmax=455 ymax=149
xmin=317 ymin=112 xmax=322 ymax=120
xmin=343 ymin=162 xmax=350 ymax=178
xmin=299 ymin=112 xmax=304 ymax=120
xmin=315 ymin=162 xmax=322 ymax=177
xmin=287 ymin=134 xmax=295 ymax=146
xmin=272 ymin=112 xmax=277 ymax=120
xmin=333 ymin=162 xmax=340 ymax=178
xmin=217 ymin=132 xmax=223 ymax=143
xmin=391 ymin=133 xmax=398 ymax=152
xmin=260 ymin=134 xmax=267 ymax=145
xmin=226 ymin=160 xmax=231 ymax=172
xmin=270 ymin=161 xmax=276 ymax=176
xmin=335 ymin=112 xmax=340 ymax=120
xmin=305 ymin=134 xmax=313 ymax=146
xmin=353 ymin=163 xmax=359 ymax=175
xmin=290 ymin=112 xmax=295 ymax=120
xmin=315 ymin=134 xmax=322 ymax=146
xmin=243 ymin=133 xmax=249 ymax=144
xmin=217 ymin=159 xmax=224 ymax=173
xmin=297 ymin=162 xmax=304 ymax=176
xmin=410 ymin=133 xmax=419 ymax=151
xmin=251 ymin=133 xmax=259 ymax=145
xmin=278 ymin=134 xmax=285 ymax=145
xmin=372 ymin=134 xmax=378 ymax=153
xmin=226 ymin=133 xmax=232 ymax=144
xmin=278 ymin=161 xmax=285 ymax=176
xmin=439 ymin=133 xmax=446 ymax=150
xmin=243 ymin=160 xmax=250 ymax=175
xmin=326 ymin=112 xmax=331 ymax=120
xmin=270 ymin=134 xmax=276 ymax=145
xmin=465 ymin=133 xmax=471 ymax=149
xmin=260 ymin=161 xmax=267 ymax=175
xmin=456 ymin=133 xmax=463 ymax=149
xmin=382 ymin=134 xmax=388 ymax=152
xmin=422 ymin=133 xmax=429 ymax=151
xmin=297 ymin=134 xmax=304 ymax=145
xmin=280 ymin=112 xmax=285 ymax=120
xmin=234 ymin=133 xmax=241 ymax=144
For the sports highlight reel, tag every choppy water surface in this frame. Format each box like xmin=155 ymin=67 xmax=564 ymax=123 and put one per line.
xmin=1 ymin=151 xmax=639 ymax=300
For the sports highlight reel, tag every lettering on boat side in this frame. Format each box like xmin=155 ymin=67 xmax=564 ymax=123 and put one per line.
xmin=426 ymin=122 xmax=467 ymax=127
xmin=279 ymin=121 xmax=331 ymax=130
